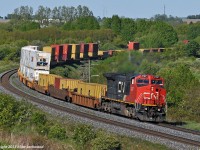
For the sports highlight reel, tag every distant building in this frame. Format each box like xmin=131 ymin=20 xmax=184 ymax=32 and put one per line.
xmin=0 ymin=19 xmax=10 ymax=23
xmin=182 ymin=19 xmax=200 ymax=24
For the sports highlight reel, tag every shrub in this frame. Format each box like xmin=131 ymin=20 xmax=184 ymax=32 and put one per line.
xmin=35 ymin=124 xmax=49 ymax=136
xmin=31 ymin=112 xmax=47 ymax=125
xmin=186 ymin=40 xmax=200 ymax=57
xmin=73 ymin=124 xmax=96 ymax=145
xmin=91 ymin=132 xmax=121 ymax=150
xmin=48 ymin=124 xmax=67 ymax=140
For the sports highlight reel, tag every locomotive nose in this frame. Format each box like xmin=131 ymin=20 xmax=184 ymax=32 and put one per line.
xmin=150 ymin=85 xmax=160 ymax=92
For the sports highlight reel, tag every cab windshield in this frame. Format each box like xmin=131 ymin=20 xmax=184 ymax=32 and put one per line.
xmin=137 ymin=79 xmax=149 ymax=87
xmin=151 ymin=80 xmax=162 ymax=85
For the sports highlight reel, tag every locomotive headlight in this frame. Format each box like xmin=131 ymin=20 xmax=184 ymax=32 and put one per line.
xmin=145 ymin=107 xmax=147 ymax=110
xmin=158 ymin=108 xmax=160 ymax=111
xmin=151 ymin=87 xmax=154 ymax=91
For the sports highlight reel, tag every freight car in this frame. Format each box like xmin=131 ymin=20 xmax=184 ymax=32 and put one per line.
xmin=18 ymin=46 xmax=167 ymax=122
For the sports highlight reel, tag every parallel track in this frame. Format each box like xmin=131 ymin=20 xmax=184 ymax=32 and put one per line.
xmin=1 ymin=69 xmax=200 ymax=147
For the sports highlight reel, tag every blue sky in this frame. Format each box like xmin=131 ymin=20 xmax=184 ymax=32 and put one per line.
xmin=1 ymin=0 xmax=199 ymax=18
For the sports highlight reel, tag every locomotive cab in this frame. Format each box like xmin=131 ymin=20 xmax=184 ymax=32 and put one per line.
xmin=127 ymin=75 xmax=166 ymax=122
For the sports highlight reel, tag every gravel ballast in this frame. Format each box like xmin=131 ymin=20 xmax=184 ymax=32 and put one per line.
xmin=0 ymin=72 xmax=199 ymax=150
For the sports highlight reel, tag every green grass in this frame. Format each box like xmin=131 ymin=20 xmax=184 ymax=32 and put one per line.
xmin=182 ymin=121 xmax=200 ymax=131
xmin=119 ymin=136 xmax=170 ymax=150
xmin=0 ymin=61 xmax=19 ymax=73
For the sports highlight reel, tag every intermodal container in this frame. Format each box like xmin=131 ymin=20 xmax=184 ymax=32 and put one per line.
xmin=89 ymin=43 xmax=98 ymax=52
xmin=51 ymin=45 xmax=59 ymax=61
xmin=150 ymin=48 xmax=158 ymax=52
xmin=88 ymin=52 xmax=93 ymax=57
xmin=58 ymin=45 xmax=64 ymax=61
xmin=98 ymin=51 xmax=104 ymax=56
xmin=62 ymin=44 xmax=72 ymax=61
xmin=48 ymin=74 xmax=62 ymax=86
xmin=71 ymin=44 xmax=80 ymax=54
xmin=38 ymin=74 xmax=49 ymax=87
xmin=139 ymin=49 xmax=150 ymax=53
xmin=108 ymin=50 xmax=114 ymax=56
xmin=59 ymin=78 xmax=80 ymax=91
xmin=102 ymin=51 xmax=109 ymax=59
xmin=80 ymin=43 xmax=89 ymax=59
xmin=80 ymin=53 xmax=84 ymax=59
xmin=71 ymin=44 xmax=80 ymax=60
xmin=20 ymin=46 xmax=51 ymax=71
xmin=43 ymin=46 xmax=52 ymax=53
xmin=77 ymin=82 xmax=107 ymax=99
xmin=128 ymin=42 xmax=140 ymax=50
xmin=54 ymin=77 xmax=60 ymax=89
xmin=158 ymin=48 xmax=165 ymax=52
xmin=23 ymin=66 xmax=49 ymax=82
xmin=38 ymin=74 xmax=61 ymax=87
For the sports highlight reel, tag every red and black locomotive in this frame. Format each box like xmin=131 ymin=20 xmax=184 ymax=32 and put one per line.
xmin=101 ymin=73 xmax=166 ymax=122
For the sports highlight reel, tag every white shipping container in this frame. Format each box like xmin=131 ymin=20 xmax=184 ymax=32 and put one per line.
xmin=23 ymin=66 xmax=49 ymax=82
xmin=20 ymin=46 xmax=51 ymax=71
xmin=20 ymin=64 xmax=26 ymax=76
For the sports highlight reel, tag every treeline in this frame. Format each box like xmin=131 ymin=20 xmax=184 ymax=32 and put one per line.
xmin=7 ymin=5 xmax=93 ymax=23
xmin=187 ymin=14 xmax=200 ymax=19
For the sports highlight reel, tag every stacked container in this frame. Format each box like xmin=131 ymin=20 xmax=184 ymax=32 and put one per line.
xmin=54 ymin=78 xmax=81 ymax=91
xmin=38 ymin=74 xmax=62 ymax=87
xmin=128 ymin=42 xmax=140 ymax=50
xmin=43 ymin=46 xmax=52 ymax=53
xmin=139 ymin=49 xmax=150 ymax=53
xmin=71 ymin=44 xmax=80 ymax=60
xmin=20 ymin=46 xmax=51 ymax=82
xmin=61 ymin=44 xmax=72 ymax=61
xmin=77 ymin=82 xmax=107 ymax=99
xmin=80 ymin=43 xmax=89 ymax=59
xmin=58 ymin=45 xmax=64 ymax=61
xmin=51 ymin=45 xmax=60 ymax=62
xmin=98 ymin=51 xmax=109 ymax=59
xmin=88 ymin=43 xmax=98 ymax=58
xmin=150 ymin=48 xmax=159 ymax=52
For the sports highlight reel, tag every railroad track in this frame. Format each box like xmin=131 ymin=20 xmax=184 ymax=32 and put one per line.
xmin=158 ymin=122 xmax=200 ymax=136
xmin=1 ymin=69 xmax=200 ymax=148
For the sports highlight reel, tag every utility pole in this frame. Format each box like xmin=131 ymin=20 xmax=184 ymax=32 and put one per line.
xmin=164 ymin=4 xmax=166 ymax=15
xmin=88 ymin=59 xmax=91 ymax=83
xmin=80 ymin=60 xmax=90 ymax=82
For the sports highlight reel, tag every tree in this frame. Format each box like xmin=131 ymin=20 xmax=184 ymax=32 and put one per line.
xmin=186 ymin=41 xmax=200 ymax=57
xmin=77 ymin=5 xmax=93 ymax=17
xmin=120 ymin=18 xmax=136 ymax=41
xmin=12 ymin=6 xmax=33 ymax=20
xmin=187 ymin=23 xmax=200 ymax=40
xmin=35 ymin=6 xmax=51 ymax=26
xmin=157 ymin=64 xmax=198 ymax=106
xmin=137 ymin=59 xmax=159 ymax=75
xmin=111 ymin=15 xmax=121 ymax=34
xmin=52 ymin=6 xmax=62 ymax=23
xmin=101 ymin=17 xmax=112 ymax=29
xmin=141 ymin=21 xmax=178 ymax=47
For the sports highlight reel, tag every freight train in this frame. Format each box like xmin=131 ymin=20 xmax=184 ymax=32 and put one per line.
xmin=42 ymin=42 xmax=165 ymax=65
xmin=18 ymin=46 xmax=167 ymax=122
